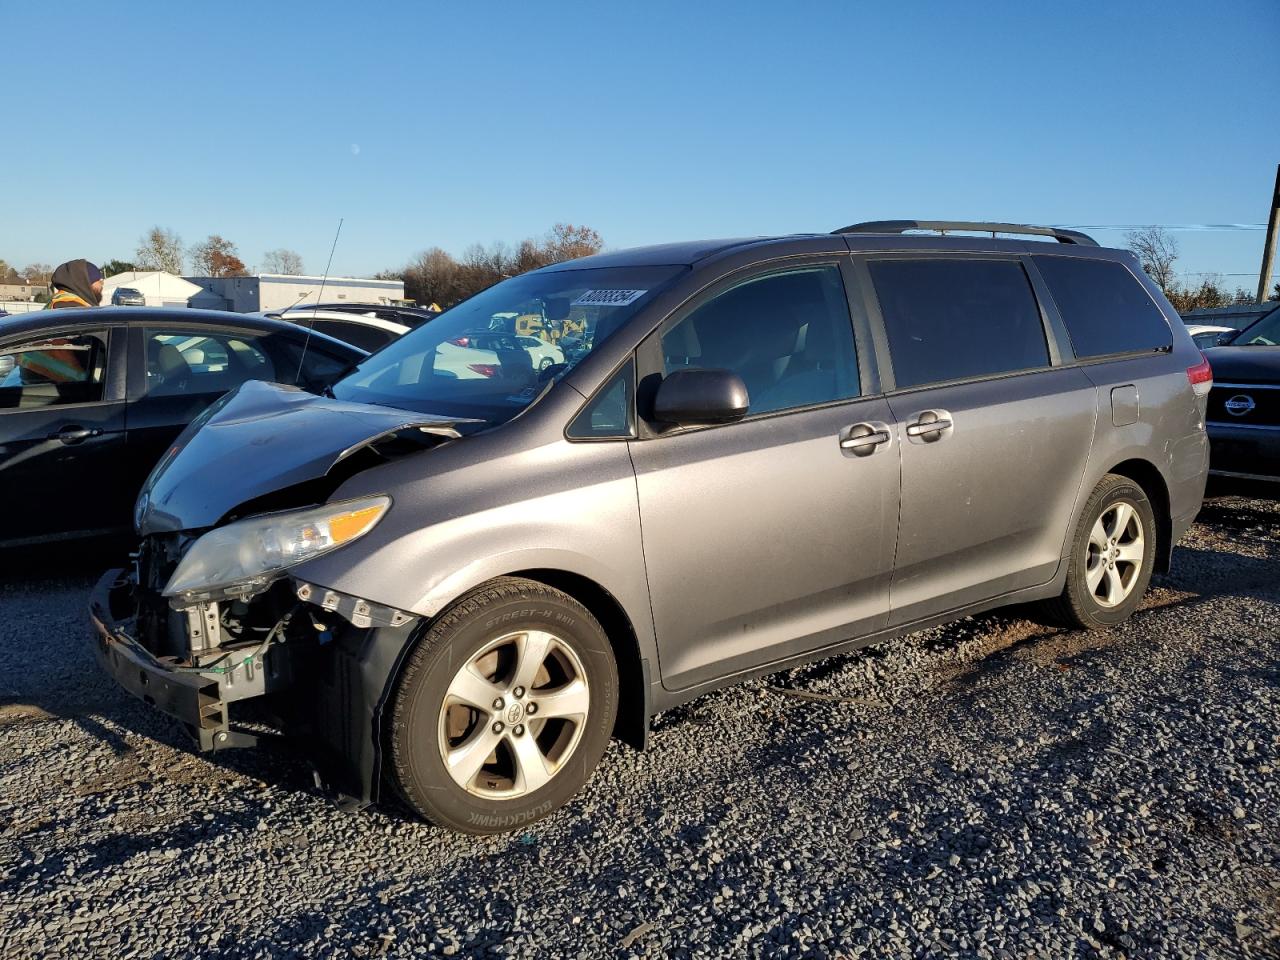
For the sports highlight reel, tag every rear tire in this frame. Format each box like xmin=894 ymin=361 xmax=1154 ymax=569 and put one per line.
xmin=389 ymin=577 xmax=618 ymax=834
xmin=1041 ymin=473 xmax=1157 ymax=630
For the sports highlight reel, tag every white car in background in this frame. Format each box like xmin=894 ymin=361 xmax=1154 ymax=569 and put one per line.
xmin=275 ymin=308 xmax=410 ymax=354
xmin=1184 ymin=323 xmax=1236 ymax=350
xmin=448 ymin=330 xmax=565 ymax=371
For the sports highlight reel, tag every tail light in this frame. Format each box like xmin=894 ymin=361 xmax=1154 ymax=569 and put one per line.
xmin=1186 ymin=354 xmax=1213 ymax=397
xmin=468 ymin=363 xmax=500 ymax=378
xmin=450 ymin=336 xmax=470 ymax=347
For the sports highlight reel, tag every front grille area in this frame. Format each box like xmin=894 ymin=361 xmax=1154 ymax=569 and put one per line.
xmin=133 ymin=534 xmax=195 ymax=660
xmin=1207 ymin=384 xmax=1280 ymax=428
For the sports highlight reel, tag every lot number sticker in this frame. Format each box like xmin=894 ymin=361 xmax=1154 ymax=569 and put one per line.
xmin=572 ymin=289 xmax=648 ymax=307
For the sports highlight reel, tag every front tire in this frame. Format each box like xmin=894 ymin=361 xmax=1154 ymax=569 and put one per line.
xmin=389 ymin=577 xmax=618 ymax=834
xmin=1042 ymin=473 xmax=1157 ymax=630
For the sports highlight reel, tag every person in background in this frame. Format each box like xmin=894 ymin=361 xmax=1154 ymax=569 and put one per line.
xmin=46 ymin=259 xmax=104 ymax=309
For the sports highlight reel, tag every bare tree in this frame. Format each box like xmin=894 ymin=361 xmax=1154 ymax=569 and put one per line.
xmin=386 ymin=224 xmax=607 ymax=307
xmin=1126 ymin=226 xmax=1178 ymax=295
xmin=399 ymin=247 xmax=465 ymax=306
xmin=262 ymin=248 xmax=304 ymax=275
xmin=21 ymin=263 xmax=52 ymax=285
xmin=135 ymin=227 xmax=185 ymax=274
xmin=189 ymin=235 xmax=248 ymax=277
xmin=542 ymin=223 xmax=604 ymax=263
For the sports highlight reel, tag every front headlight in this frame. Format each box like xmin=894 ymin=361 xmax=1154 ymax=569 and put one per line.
xmin=163 ymin=496 xmax=390 ymax=602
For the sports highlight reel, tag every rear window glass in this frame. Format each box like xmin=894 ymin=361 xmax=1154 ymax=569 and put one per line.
xmin=868 ymin=259 xmax=1049 ymax=390
xmin=1033 ymin=256 xmax=1172 ymax=359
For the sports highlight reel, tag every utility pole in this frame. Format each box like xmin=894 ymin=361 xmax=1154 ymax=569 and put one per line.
xmin=1258 ymin=163 xmax=1280 ymax=303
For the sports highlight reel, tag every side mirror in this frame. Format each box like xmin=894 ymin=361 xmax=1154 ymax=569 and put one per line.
xmin=653 ymin=368 xmax=749 ymax=426
xmin=1216 ymin=331 xmax=1237 ymax=346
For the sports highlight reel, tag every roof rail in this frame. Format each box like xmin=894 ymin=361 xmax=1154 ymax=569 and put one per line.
xmin=833 ymin=220 xmax=1098 ymax=246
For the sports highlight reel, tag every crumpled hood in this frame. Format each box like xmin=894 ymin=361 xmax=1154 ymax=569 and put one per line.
xmin=1202 ymin=346 xmax=1280 ymax=386
xmin=137 ymin=380 xmax=477 ymax=535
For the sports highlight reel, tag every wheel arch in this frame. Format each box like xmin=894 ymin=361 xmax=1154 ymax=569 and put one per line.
xmin=506 ymin=568 xmax=649 ymax=752
xmin=384 ymin=567 xmax=651 ymax=755
xmin=1104 ymin=457 xmax=1173 ymax=573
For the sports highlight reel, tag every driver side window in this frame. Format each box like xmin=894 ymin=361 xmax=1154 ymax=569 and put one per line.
xmin=659 ymin=264 xmax=860 ymax=416
xmin=0 ymin=330 xmax=108 ymax=410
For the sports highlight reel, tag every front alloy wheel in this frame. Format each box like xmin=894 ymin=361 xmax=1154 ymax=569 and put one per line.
xmin=390 ymin=577 xmax=618 ymax=833
xmin=439 ymin=630 xmax=591 ymax=798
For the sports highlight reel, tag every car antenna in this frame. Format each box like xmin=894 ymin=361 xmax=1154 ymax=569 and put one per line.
xmin=294 ymin=217 xmax=344 ymax=384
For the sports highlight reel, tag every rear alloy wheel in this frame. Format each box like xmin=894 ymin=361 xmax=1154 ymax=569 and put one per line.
xmin=1043 ymin=473 xmax=1157 ymax=629
xmin=1084 ymin=501 xmax=1145 ymax=608
xmin=389 ymin=577 xmax=617 ymax=833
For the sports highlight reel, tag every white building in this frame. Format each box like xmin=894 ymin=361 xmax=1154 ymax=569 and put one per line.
xmin=102 ymin=271 xmax=222 ymax=309
xmin=187 ymin=274 xmax=405 ymax=313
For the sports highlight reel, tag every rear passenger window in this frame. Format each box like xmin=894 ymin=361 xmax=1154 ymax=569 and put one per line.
xmin=1033 ymin=256 xmax=1173 ymax=359
xmin=312 ymin=320 xmax=395 ymax=353
xmin=660 ymin=265 xmax=859 ymax=416
xmin=143 ymin=329 xmax=276 ymax=397
xmin=868 ymin=259 xmax=1049 ymax=390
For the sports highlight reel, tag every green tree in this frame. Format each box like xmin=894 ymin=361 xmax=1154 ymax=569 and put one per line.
xmin=101 ymin=259 xmax=135 ymax=277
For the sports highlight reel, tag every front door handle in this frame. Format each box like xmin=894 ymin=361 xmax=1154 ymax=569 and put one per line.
xmin=840 ymin=421 xmax=892 ymax=457
xmin=905 ymin=409 xmax=954 ymax=442
xmin=51 ymin=426 xmax=102 ymax=444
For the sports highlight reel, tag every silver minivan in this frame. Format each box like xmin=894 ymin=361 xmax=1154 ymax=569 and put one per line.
xmin=92 ymin=220 xmax=1212 ymax=833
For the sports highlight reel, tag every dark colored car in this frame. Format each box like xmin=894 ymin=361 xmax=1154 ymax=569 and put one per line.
xmin=111 ymin=287 xmax=146 ymax=307
xmin=0 ymin=308 xmax=364 ymax=548
xmin=1202 ymin=303 xmax=1280 ymax=482
xmin=91 ymin=220 xmax=1208 ymax=832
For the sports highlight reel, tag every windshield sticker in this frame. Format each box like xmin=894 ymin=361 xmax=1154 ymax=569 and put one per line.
xmin=572 ymin=289 xmax=647 ymax=308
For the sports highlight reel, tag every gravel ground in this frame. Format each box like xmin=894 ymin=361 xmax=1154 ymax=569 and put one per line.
xmin=1 ymin=492 xmax=1278 ymax=959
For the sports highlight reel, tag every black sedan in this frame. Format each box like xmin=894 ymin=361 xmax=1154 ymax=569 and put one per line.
xmin=0 ymin=307 xmax=364 ymax=548
xmin=1203 ymin=302 xmax=1280 ymax=483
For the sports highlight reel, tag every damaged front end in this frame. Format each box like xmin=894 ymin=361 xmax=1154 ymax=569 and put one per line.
xmin=89 ymin=380 xmax=476 ymax=805
xmin=89 ymin=553 xmax=420 ymax=806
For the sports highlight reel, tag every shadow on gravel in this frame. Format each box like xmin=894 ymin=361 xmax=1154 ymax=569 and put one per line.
xmin=7 ymin=804 xmax=268 ymax=889
xmin=1195 ymin=500 xmax=1280 ymax=531
xmin=1166 ymin=546 xmax=1280 ymax=600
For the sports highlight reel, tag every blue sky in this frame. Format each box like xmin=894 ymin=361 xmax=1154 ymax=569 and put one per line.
xmin=5 ymin=0 xmax=1278 ymax=286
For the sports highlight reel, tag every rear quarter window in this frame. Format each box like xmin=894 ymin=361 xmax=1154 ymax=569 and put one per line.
xmin=1033 ymin=256 xmax=1172 ymax=359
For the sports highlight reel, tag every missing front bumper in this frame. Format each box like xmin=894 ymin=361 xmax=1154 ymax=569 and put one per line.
xmin=89 ymin=568 xmax=283 ymax=751
xmin=89 ymin=566 xmax=424 ymax=807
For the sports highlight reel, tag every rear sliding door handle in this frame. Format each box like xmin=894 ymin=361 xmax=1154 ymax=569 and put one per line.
xmin=904 ymin=409 xmax=954 ymax=441
xmin=840 ymin=421 xmax=892 ymax=456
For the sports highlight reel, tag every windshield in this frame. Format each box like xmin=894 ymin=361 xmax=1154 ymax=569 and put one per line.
xmin=1234 ymin=305 xmax=1280 ymax=346
xmin=330 ymin=264 xmax=685 ymax=423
